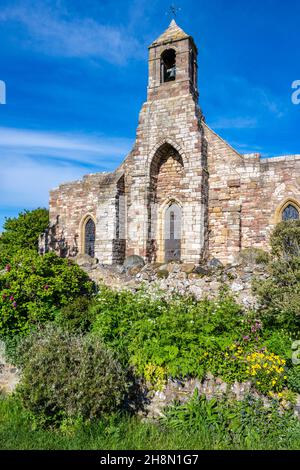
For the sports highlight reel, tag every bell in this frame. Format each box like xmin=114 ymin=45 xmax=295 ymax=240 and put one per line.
xmin=167 ymin=66 xmax=176 ymax=79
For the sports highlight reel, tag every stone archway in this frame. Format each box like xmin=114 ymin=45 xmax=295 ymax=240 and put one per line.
xmin=147 ymin=143 xmax=185 ymax=262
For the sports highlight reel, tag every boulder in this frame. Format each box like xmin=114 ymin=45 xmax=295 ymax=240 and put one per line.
xmin=170 ymin=272 xmax=187 ymax=281
xmin=157 ymin=263 xmax=180 ymax=273
xmin=156 ymin=270 xmax=169 ymax=279
xmin=180 ymin=263 xmax=195 ymax=274
xmin=231 ymin=281 xmax=244 ymax=292
xmin=188 ymin=273 xmax=202 ymax=280
xmin=193 ymin=266 xmax=210 ymax=276
xmin=189 ymin=285 xmax=202 ymax=299
xmin=123 ymin=255 xmax=145 ymax=272
xmin=128 ymin=265 xmax=143 ymax=277
xmin=75 ymin=254 xmax=98 ymax=268
xmin=207 ymin=258 xmax=224 ymax=269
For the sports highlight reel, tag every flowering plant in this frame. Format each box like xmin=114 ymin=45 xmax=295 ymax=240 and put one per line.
xmin=246 ymin=350 xmax=287 ymax=394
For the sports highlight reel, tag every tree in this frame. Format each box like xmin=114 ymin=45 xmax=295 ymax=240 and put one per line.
xmin=0 ymin=208 xmax=49 ymax=267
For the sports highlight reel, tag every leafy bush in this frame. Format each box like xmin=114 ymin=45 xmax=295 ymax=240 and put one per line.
xmin=92 ymin=286 xmax=250 ymax=383
xmin=238 ymin=248 xmax=270 ymax=265
xmin=287 ymin=366 xmax=300 ymax=393
xmin=91 ymin=286 xmax=293 ymax=395
xmin=1 ymin=334 xmax=24 ymax=366
xmin=144 ymin=364 xmax=167 ymax=391
xmin=17 ymin=325 xmax=128 ymax=423
xmin=253 ymin=254 xmax=300 ymax=333
xmin=263 ymin=330 xmax=293 ymax=361
xmin=253 ymin=222 xmax=300 ymax=333
xmin=0 ymin=208 xmax=49 ymax=267
xmin=270 ymin=220 xmax=300 ymax=258
xmin=0 ymin=250 xmax=94 ymax=336
xmin=204 ymin=321 xmax=288 ymax=394
xmin=55 ymin=296 xmax=96 ymax=333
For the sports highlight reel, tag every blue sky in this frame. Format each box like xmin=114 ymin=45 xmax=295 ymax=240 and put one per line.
xmin=0 ymin=0 xmax=299 ymax=230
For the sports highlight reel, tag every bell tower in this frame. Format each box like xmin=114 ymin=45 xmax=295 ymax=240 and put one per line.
xmin=126 ymin=20 xmax=208 ymax=264
xmin=147 ymin=20 xmax=198 ymax=102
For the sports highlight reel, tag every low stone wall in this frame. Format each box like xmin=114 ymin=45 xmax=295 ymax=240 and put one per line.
xmin=0 ymin=342 xmax=20 ymax=395
xmin=141 ymin=375 xmax=300 ymax=421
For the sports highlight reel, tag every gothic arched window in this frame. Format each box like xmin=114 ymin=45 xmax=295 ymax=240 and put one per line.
xmin=84 ymin=218 xmax=95 ymax=257
xmin=161 ymin=49 xmax=176 ymax=83
xmin=282 ymin=204 xmax=300 ymax=221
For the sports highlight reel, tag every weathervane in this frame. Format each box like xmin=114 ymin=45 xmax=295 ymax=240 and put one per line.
xmin=166 ymin=3 xmax=181 ymax=20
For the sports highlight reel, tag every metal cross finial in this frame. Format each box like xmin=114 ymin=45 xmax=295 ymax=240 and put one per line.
xmin=168 ymin=3 xmax=181 ymax=20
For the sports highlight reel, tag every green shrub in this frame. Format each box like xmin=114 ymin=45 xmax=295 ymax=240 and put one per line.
xmin=0 ymin=250 xmax=94 ymax=337
xmin=204 ymin=320 xmax=288 ymax=392
xmin=253 ymin=256 xmax=300 ymax=332
xmin=238 ymin=248 xmax=270 ymax=265
xmin=263 ymin=330 xmax=293 ymax=362
xmin=55 ymin=296 xmax=96 ymax=333
xmin=0 ymin=208 xmax=49 ymax=268
xmin=270 ymin=220 xmax=300 ymax=258
xmin=1 ymin=334 xmax=24 ymax=366
xmin=91 ymin=286 xmax=293 ymax=393
xmin=92 ymin=286 xmax=248 ymax=383
xmin=253 ymin=222 xmax=300 ymax=333
xmin=287 ymin=366 xmax=300 ymax=393
xmin=17 ymin=325 xmax=128 ymax=423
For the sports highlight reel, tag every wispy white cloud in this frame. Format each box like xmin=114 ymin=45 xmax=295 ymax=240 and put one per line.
xmin=0 ymin=127 xmax=132 ymax=164
xmin=0 ymin=127 xmax=133 ymax=209
xmin=0 ymin=155 xmax=85 ymax=208
xmin=210 ymin=116 xmax=258 ymax=130
xmin=0 ymin=1 xmax=143 ymax=64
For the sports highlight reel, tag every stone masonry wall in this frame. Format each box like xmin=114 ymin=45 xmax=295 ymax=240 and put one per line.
xmin=48 ymin=168 xmax=127 ymax=264
xmin=204 ymin=123 xmax=300 ymax=264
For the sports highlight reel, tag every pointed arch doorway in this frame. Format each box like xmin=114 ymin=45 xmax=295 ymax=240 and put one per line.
xmin=164 ymin=202 xmax=182 ymax=262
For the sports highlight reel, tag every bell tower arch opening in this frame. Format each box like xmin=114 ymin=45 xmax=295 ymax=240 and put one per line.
xmin=161 ymin=49 xmax=176 ymax=83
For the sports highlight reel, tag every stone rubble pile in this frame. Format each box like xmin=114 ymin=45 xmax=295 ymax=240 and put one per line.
xmin=78 ymin=254 xmax=269 ymax=309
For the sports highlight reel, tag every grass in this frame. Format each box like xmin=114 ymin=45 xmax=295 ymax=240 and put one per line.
xmin=0 ymin=396 xmax=300 ymax=450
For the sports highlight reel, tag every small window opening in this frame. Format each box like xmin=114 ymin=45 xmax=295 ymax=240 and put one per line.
xmin=282 ymin=204 xmax=300 ymax=221
xmin=161 ymin=49 xmax=176 ymax=83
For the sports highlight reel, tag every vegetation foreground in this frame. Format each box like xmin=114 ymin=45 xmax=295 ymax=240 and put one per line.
xmin=0 ymin=209 xmax=300 ymax=450
xmin=1 ymin=395 xmax=300 ymax=450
